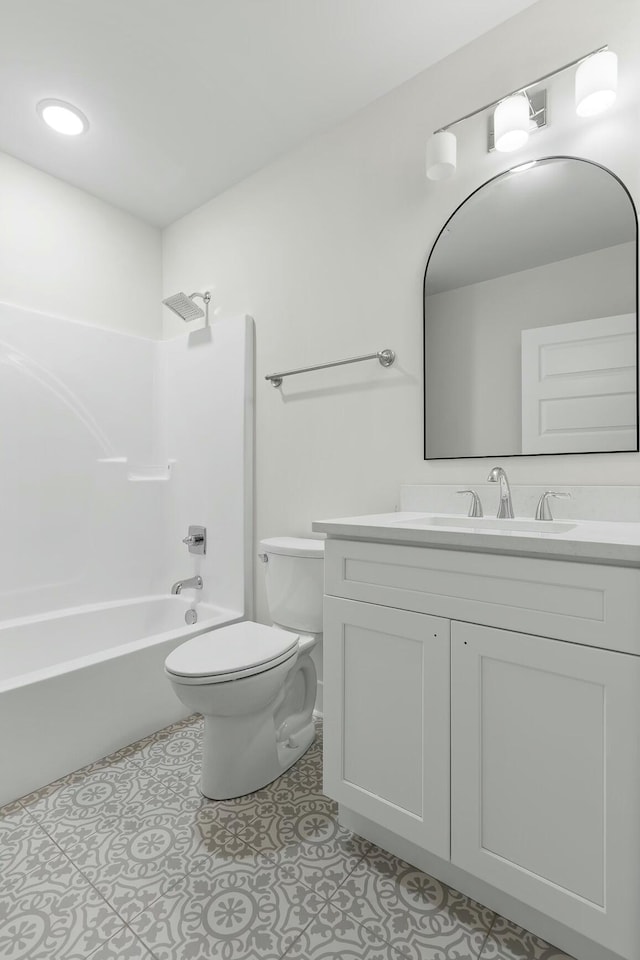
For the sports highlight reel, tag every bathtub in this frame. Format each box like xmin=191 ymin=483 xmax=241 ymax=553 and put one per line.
xmin=0 ymin=595 xmax=240 ymax=806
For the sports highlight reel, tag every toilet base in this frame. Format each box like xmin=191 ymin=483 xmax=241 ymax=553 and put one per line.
xmin=200 ymin=712 xmax=315 ymax=800
xmin=167 ymin=629 xmax=319 ymax=801
xmin=197 ymin=644 xmax=318 ymax=800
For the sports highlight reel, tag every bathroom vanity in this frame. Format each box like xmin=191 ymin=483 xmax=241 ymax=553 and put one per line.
xmin=312 ymin=512 xmax=640 ymax=960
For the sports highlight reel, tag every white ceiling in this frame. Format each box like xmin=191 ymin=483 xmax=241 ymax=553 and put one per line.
xmin=0 ymin=0 xmax=538 ymax=226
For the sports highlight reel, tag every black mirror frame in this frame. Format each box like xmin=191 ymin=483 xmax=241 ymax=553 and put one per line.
xmin=422 ymin=155 xmax=639 ymax=461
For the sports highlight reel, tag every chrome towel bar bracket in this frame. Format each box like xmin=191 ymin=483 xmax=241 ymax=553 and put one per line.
xmin=266 ymin=348 xmax=395 ymax=387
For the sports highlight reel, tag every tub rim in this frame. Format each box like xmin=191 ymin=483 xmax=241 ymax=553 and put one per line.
xmin=0 ymin=594 xmax=242 ymax=693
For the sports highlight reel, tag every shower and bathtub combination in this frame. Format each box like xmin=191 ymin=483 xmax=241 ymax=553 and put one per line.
xmin=0 ymin=301 xmax=254 ymax=806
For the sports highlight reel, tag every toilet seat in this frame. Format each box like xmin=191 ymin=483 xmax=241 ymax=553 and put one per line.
xmin=164 ymin=621 xmax=299 ymax=685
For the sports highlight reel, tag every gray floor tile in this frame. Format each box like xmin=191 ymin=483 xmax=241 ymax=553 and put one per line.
xmin=217 ymin=788 xmax=336 ymax=846
xmin=334 ymin=844 xmax=494 ymax=960
xmin=129 ymin=838 xmax=326 ymax=960
xmin=58 ymin=793 xmax=241 ymax=923
xmin=124 ymin=716 xmax=204 ymax=800
xmin=21 ymin=755 xmax=185 ymax=844
xmin=85 ymin=925 xmax=156 ymax=959
xmin=202 ymin=759 xmax=371 ymax=902
xmin=0 ymin=850 xmax=125 ymax=960
xmin=282 ymin=900 xmax=405 ymax=959
xmin=0 ymin=804 xmax=60 ymax=888
xmin=2 ymin=715 xmax=575 ymax=960
xmin=480 ymin=916 xmax=576 ymax=959
xmin=236 ymin=796 xmax=371 ymax=899
xmin=270 ymin=742 xmax=325 ymax=800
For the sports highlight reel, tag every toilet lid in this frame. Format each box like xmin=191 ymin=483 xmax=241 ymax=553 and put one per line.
xmin=164 ymin=621 xmax=299 ymax=681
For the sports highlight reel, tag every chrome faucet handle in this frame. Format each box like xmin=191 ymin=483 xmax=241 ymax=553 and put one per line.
xmin=535 ymin=491 xmax=571 ymax=521
xmin=182 ymin=525 xmax=206 ymax=555
xmin=457 ymin=489 xmax=483 ymax=518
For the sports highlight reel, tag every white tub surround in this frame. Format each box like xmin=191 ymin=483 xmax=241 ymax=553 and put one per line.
xmin=0 ymin=597 xmax=241 ymax=806
xmin=316 ymin=514 xmax=640 ymax=960
xmin=0 ymin=308 xmax=253 ymax=803
xmin=158 ymin=315 xmax=255 ymax=621
xmin=0 ymin=305 xmax=253 ymax=622
xmin=0 ymin=302 xmax=164 ymax=620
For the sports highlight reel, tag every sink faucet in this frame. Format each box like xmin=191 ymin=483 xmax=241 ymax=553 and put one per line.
xmin=171 ymin=575 xmax=203 ymax=595
xmin=487 ymin=466 xmax=514 ymax=519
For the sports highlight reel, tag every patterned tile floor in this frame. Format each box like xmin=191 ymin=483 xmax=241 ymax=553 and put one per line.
xmin=1 ymin=715 xmax=575 ymax=960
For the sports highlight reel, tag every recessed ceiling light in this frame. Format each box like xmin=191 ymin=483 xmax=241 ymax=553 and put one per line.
xmin=36 ymin=99 xmax=89 ymax=136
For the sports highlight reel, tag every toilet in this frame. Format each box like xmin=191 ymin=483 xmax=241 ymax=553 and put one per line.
xmin=165 ymin=536 xmax=324 ymax=800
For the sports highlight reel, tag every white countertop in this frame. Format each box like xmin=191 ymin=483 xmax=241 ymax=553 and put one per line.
xmin=312 ymin=512 xmax=640 ymax=566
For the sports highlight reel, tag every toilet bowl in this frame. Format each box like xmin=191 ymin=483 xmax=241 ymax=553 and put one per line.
xmin=165 ymin=536 xmax=324 ymax=799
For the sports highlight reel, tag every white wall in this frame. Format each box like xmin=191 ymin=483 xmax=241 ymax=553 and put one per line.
xmin=162 ymin=0 xmax=640 ymax=624
xmin=0 ymin=151 xmax=161 ymax=337
xmin=426 ymin=242 xmax=636 ymax=457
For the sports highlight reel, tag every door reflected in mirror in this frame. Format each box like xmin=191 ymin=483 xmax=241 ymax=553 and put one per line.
xmin=423 ymin=157 xmax=638 ymax=460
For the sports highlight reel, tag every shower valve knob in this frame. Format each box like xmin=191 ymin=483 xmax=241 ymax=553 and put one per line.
xmin=183 ymin=525 xmax=206 ymax=555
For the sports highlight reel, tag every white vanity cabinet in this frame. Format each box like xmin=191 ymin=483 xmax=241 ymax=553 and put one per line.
xmin=323 ymin=597 xmax=450 ymax=858
xmin=451 ymin=620 xmax=640 ymax=960
xmin=321 ymin=536 xmax=640 ymax=960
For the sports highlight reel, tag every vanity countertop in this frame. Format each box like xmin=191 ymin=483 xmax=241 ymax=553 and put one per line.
xmin=312 ymin=512 xmax=640 ymax=566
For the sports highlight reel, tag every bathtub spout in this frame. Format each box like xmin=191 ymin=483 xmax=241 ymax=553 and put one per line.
xmin=171 ymin=575 xmax=203 ymax=595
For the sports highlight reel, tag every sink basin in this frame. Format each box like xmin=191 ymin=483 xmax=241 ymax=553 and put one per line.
xmin=391 ymin=515 xmax=576 ymax=535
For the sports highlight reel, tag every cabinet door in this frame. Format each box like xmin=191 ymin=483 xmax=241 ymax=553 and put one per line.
xmin=451 ymin=621 xmax=640 ymax=959
xmin=323 ymin=596 xmax=450 ymax=858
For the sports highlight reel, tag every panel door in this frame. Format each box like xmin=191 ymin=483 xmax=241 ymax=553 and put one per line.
xmin=451 ymin=620 xmax=640 ymax=959
xmin=323 ymin=597 xmax=450 ymax=859
xmin=521 ymin=312 xmax=637 ymax=454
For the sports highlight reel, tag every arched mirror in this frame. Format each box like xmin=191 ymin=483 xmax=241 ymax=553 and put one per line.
xmin=423 ymin=157 xmax=638 ymax=459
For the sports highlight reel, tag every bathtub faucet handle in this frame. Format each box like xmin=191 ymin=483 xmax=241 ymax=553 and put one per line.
xmin=182 ymin=525 xmax=206 ymax=555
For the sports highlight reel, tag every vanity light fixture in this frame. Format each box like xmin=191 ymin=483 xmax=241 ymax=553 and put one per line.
xmin=575 ymin=49 xmax=617 ymax=117
xmin=425 ymin=44 xmax=616 ymax=181
xmin=37 ymin=99 xmax=89 ymax=136
xmin=493 ymin=94 xmax=530 ymax=153
xmin=425 ymin=130 xmax=457 ymax=180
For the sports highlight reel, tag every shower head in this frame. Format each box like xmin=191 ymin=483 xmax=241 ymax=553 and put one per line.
xmin=162 ymin=291 xmax=211 ymax=323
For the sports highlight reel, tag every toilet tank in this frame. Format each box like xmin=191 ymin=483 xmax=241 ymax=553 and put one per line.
xmin=260 ymin=537 xmax=324 ymax=634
